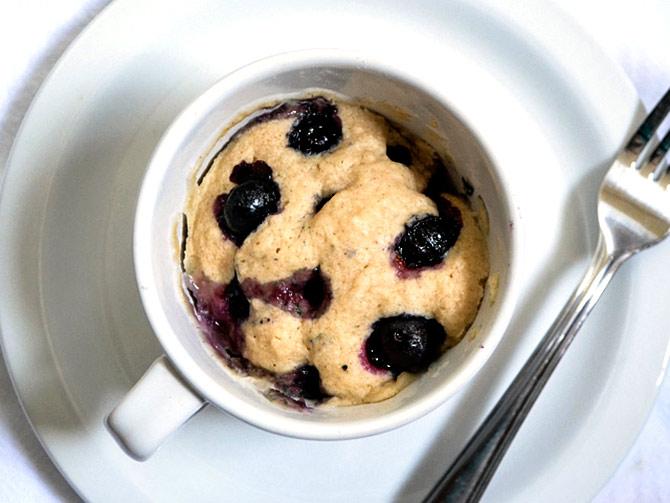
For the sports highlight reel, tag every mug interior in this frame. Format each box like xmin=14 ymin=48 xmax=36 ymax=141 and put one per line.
xmin=135 ymin=52 xmax=518 ymax=439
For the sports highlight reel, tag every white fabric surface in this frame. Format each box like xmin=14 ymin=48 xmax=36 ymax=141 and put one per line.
xmin=0 ymin=1 xmax=668 ymax=501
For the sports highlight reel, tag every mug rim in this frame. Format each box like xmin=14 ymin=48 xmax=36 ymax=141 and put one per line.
xmin=134 ymin=48 xmax=522 ymax=440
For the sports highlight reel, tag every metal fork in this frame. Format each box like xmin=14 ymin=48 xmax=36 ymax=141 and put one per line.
xmin=424 ymin=88 xmax=670 ymax=503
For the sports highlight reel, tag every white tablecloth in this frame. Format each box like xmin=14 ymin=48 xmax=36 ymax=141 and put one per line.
xmin=0 ymin=1 xmax=668 ymax=501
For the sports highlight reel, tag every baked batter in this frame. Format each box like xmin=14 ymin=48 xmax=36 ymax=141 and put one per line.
xmin=183 ymin=95 xmax=489 ymax=406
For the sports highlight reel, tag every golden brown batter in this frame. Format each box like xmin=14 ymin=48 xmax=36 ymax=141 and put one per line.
xmin=183 ymin=96 xmax=488 ymax=405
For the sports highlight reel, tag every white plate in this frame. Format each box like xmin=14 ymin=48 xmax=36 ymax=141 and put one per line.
xmin=1 ymin=0 xmax=669 ymax=501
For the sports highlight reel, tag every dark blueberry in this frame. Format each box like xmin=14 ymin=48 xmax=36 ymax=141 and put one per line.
xmin=287 ymin=97 xmax=342 ymax=155
xmin=224 ymin=180 xmax=280 ymax=235
xmin=314 ymin=193 xmax=334 ymax=214
xmin=229 ymin=160 xmax=273 ymax=184
xmin=225 ymin=276 xmax=250 ymax=322
xmin=386 ymin=144 xmax=412 ymax=166
xmin=292 ymin=365 xmax=324 ymax=400
xmin=241 ymin=267 xmax=331 ymax=319
xmin=273 ymin=364 xmax=327 ymax=403
xmin=365 ymin=315 xmax=447 ymax=374
xmin=215 ymin=179 xmax=280 ymax=245
xmin=394 ymin=200 xmax=462 ymax=270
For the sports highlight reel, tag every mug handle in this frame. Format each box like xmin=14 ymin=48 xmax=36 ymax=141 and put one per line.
xmin=106 ymin=356 xmax=206 ymax=461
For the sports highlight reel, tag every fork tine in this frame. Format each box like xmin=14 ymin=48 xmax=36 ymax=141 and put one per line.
xmin=658 ymin=167 xmax=670 ymax=190
xmin=655 ymin=131 xmax=670 ymax=187
xmin=626 ymin=87 xmax=670 ymax=156
xmin=639 ymin=127 xmax=670 ymax=179
xmin=650 ymin=128 xmax=670 ymax=167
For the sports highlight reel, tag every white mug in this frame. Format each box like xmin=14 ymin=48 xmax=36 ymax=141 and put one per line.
xmin=106 ymin=50 xmax=521 ymax=461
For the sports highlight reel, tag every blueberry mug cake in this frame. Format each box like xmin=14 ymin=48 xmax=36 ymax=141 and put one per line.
xmin=182 ymin=95 xmax=489 ymax=408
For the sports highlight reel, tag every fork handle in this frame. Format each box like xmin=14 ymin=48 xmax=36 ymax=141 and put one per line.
xmin=423 ymin=236 xmax=627 ymax=503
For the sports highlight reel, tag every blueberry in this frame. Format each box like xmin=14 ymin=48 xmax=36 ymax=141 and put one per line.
xmin=187 ymin=275 xmax=250 ymax=369
xmin=225 ymin=276 xmax=250 ymax=322
xmin=291 ymin=365 xmax=324 ymax=400
xmin=287 ymin=97 xmax=342 ymax=155
xmin=394 ymin=200 xmax=462 ymax=269
xmin=275 ymin=364 xmax=326 ymax=401
xmin=386 ymin=144 xmax=412 ymax=166
xmin=365 ymin=315 xmax=447 ymax=374
xmin=229 ymin=160 xmax=273 ymax=184
xmin=215 ymin=179 xmax=280 ymax=245
xmin=394 ymin=216 xmax=452 ymax=269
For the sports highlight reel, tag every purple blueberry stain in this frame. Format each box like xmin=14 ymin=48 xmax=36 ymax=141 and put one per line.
xmin=241 ymin=267 xmax=332 ymax=319
xmin=391 ymin=253 xmax=424 ymax=280
xmin=364 ymin=314 xmax=447 ymax=376
xmin=359 ymin=344 xmax=389 ymax=376
xmin=186 ymin=274 xmax=329 ymax=408
xmin=186 ymin=274 xmax=250 ymax=370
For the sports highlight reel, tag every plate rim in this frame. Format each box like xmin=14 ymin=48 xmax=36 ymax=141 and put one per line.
xmin=0 ymin=0 xmax=663 ymax=501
